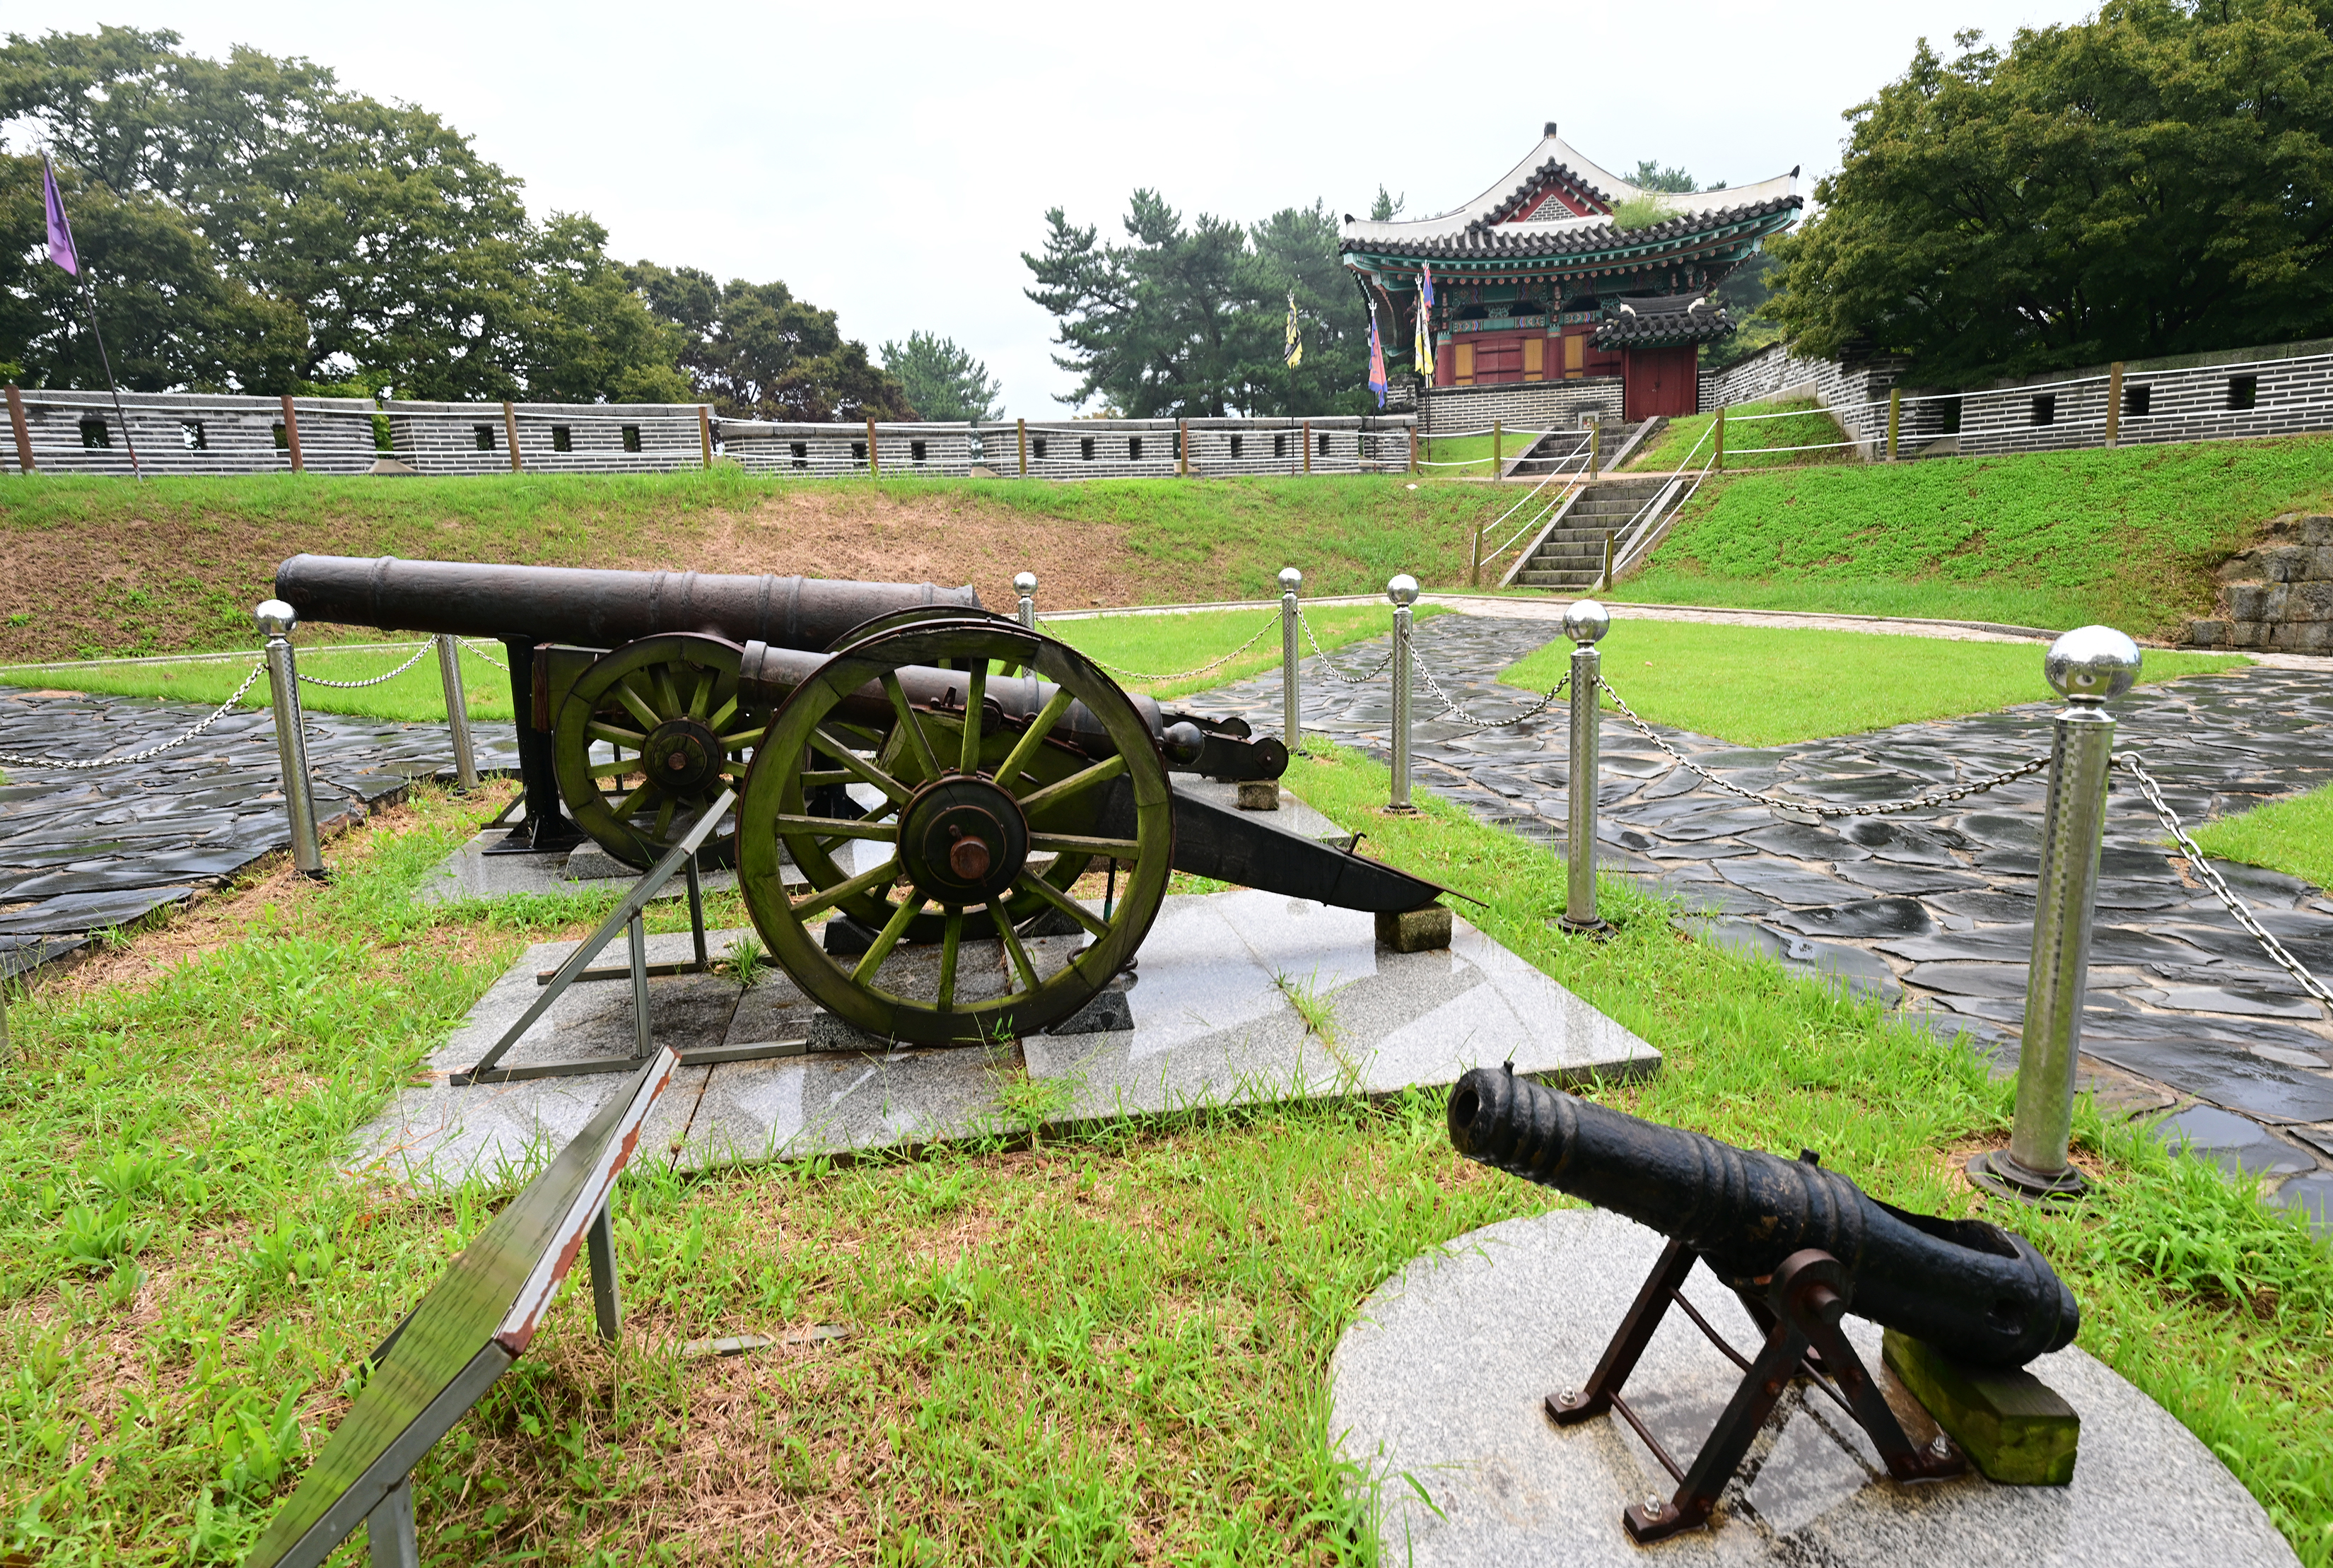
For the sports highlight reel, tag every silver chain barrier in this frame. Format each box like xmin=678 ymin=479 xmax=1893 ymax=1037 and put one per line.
xmin=2113 ymin=753 xmax=2333 ymax=1006
xmin=462 ymin=639 xmax=511 ymax=673
xmin=0 ymin=659 xmax=268 ymax=770
xmin=1034 ymin=609 xmax=1280 ymax=684
xmin=1597 ymin=677 xmax=2053 ymax=818
xmin=1299 ymin=611 xmax=1394 ymax=685
xmin=1409 ymin=650 xmax=1572 ymax=730
xmin=296 ymin=641 xmax=435 ymax=689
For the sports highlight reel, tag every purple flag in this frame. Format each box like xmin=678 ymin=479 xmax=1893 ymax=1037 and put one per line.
xmin=44 ymin=158 xmax=78 ymax=276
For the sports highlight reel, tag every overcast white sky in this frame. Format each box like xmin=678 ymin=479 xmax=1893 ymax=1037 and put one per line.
xmin=11 ymin=1 xmax=2094 ymax=413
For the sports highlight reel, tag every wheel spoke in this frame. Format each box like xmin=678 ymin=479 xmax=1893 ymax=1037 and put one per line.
xmin=792 ymin=855 xmax=901 ymax=919
xmin=959 ymin=660 xmax=988 ymax=773
xmin=1027 ymin=831 xmax=1142 ymax=857
xmin=884 ymin=672 xmax=942 ymax=779
xmin=686 ymin=665 xmax=713 ymax=720
xmin=799 ymin=769 xmax=854 ymax=785
xmin=990 ymin=901 xmax=1039 ymax=991
xmin=720 ymin=725 xmax=767 ymax=750
xmin=1015 ymin=754 xmax=1126 ymax=818
xmin=993 ymin=687 xmax=1077 ymax=792
xmin=850 ymin=891 xmax=928 ymax=984
xmin=811 ymin=727 xmax=912 ymax=803
xmin=771 ymin=814 xmax=899 ymax=842
xmin=1012 ymin=871 xmax=1111 ymax=939
xmin=613 ymin=677 xmax=662 ymax=732
xmin=587 ymin=758 xmax=641 ymax=778
xmin=615 ymin=780 xmax=657 ymax=818
xmin=936 ymin=908 xmax=964 ymax=1010
xmin=653 ymin=798 xmax=676 ymax=838
xmin=653 ymin=665 xmax=682 ymax=718
xmin=708 ymin=696 xmax=739 ymax=730
xmin=587 ymin=720 xmax=645 ymax=748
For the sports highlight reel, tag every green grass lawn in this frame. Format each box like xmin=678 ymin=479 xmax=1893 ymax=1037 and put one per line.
xmin=1626 ymin=396 xmax=1858 ymax=473
xmin=1 ymin=757 xmax=2325 ymax=1562
xmin=0 ymin=471 xmax=1492 ymax=665
xmin=0 ymin=606 xmax=1431 ymax=721
xmin=2191 ymin=783 xmax=2333 ymax=893
xmin=1618 ymin=434 xmax=2333 ymax=636
xmin=1498 ymin=620 xmax=2244 ymax=747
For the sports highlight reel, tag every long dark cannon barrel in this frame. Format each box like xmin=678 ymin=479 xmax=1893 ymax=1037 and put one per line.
xmin=274 ymin=555 xmax=980 ymax=650
xmin=1446 ymin=1067 xmax=2078 ymax=1368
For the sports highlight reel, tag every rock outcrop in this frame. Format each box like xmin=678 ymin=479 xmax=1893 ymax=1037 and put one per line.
xmin=2183 ymin=513 xmax=2333 ymax=653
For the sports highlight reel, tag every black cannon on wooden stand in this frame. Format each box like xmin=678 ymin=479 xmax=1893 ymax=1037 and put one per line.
xmin=276 ymin=554 xmax=1451 ymax=1047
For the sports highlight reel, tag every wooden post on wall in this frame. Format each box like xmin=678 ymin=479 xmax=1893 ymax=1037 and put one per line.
xmin=698 ymin=406 xmax=714 ymax=468
xmin=1714 ymin=407 xmax=1726 ymax=472
xmin=1302 ymin=420 xmax=1311 ymax=475
xmin=502 ymin=401 xmax=522 ymax=472
xmin=4 ymin=385 xmax=32 ymax=474
xmin=1492 ymin=419 xmax=1503 ymax=482
xmin=1408 ymin=424 xmax=1418 ymax=475
xmin=1589 ymin=422 xmax=1601 ymax=480
xmin=1886 ymin=388 xmax=1901 ymax=462
xmin=1017 ymin=419 xmax=1028 ymax=476
xmin=867 ymin=417 xmax=879 ymax=477
xmin=2105 ymin=362 xmax=2124 ymax=448
xmin=279 ymin=394 xmax=305 ymax=473
xmin=1179 ymin=419 xmax=1189 ymax=477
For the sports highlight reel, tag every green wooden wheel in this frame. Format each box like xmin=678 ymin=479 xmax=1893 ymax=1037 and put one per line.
xmin=735 ymin=620 xmax=1173 ymax=1046
xmin=551 ymin=633 xmax=766 ymax=869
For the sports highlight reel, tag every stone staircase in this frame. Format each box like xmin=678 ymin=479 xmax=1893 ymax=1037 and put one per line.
xmin=1504 ymin=477 xmax=1684 ymax=590
xmin=1503 ymin=419 xmax=1648 ymax=478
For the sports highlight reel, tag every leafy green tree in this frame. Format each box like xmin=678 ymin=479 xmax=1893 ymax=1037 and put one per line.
xmin=879 ymin=332 xmax=1002 ymax=421
xmin=1628 ymin=161 xmax=1702 ymax=193
xmin=628 ymin=263 xmax=914 ymax=421
xmin=1369 ymin=185 xmax=1405 ymax=221
xmin=1768 ymin=6 xmax=2333 ymax=385
xmin=1024 ymin=192 xmax=1372 ymax=416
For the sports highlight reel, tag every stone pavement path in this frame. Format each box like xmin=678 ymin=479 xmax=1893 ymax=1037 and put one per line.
xmin=0 ymin=686 xmax=517 ymax=975
xmin=1192 ymin=614 xmax=2333 ymax=1230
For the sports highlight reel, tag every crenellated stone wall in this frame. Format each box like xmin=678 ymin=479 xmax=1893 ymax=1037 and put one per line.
xmin=2183 ymin=514 xmax=2333 ymax=653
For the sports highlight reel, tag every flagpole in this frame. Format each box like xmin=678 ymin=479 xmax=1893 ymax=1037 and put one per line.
xmin=76 ymin=278 xmax=142 ymax=483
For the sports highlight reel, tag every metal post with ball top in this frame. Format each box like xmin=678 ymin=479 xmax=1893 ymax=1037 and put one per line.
xmin=1279 ymin=567 xmax=1303 ymax=752
xmin=257 ymin=599 xmax=327 ymax=878
xmin=1560 ymin=599 xmax=1611 ymax=932
xmin=1967 ymin=626 xmax=2144 ymax=1200
xmin=1386 ymin=574 xmax=1420 ymax=812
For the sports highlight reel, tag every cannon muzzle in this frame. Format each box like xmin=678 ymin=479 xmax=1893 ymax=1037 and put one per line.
xmin=1447 ymin=1067 xmax=2078 ymax=1368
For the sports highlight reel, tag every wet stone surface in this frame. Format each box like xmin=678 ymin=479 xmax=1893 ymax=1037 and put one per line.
xmin=0 ymin=686 xmax=518 ymax=950
xmin=1191 ymin=614 xmax=2333 ymax=1230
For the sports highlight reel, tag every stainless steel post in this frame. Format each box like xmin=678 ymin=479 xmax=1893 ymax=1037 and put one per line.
xmin=1969 ymin=626 xmax=2141 ymax=1200
xmin=257 ymin=599 xmax=325 ymax=877
xmin=1387 ymin=574 xmax=1419 ymax=811
xmin=1560 ymin=600 xmax=1611 ymax=931
xmin=1279 ymin=566 xmax=1302 ymax=751
xmin=433 ymin=633 xmax=478 ymax=792
xmin=366 ymin=1476 xmax=419 ymax=1568
xmin=1014 ymin=570 xmax=1037 ymax=631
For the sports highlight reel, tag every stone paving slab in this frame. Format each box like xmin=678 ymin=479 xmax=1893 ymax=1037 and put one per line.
xmin=351 ymin=891 xmax=1657 ymax=1188
xmin=1332 ymin=1207 xmax=2300 ymax=1567
xmin=0 ymin=686 xmax=518 ymax=940
xmin=1192 ymin=614 xmax=2333 ymax=1229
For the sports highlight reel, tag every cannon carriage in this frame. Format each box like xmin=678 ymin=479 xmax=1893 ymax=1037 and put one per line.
xmin=275 ymin=555 xmax=1448 ymax=1045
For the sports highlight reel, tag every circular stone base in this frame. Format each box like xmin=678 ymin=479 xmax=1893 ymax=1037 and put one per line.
xmin=1331 ymin=1210 xmax=2297 ymax=1567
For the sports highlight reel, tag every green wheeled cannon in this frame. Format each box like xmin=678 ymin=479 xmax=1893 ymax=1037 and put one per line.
xmin=275 ymin=556 xmax=1449 ymax=1046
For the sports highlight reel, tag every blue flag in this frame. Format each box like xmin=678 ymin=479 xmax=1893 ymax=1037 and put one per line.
xmin=1368 ymin=318 xmax=1387 ymax=409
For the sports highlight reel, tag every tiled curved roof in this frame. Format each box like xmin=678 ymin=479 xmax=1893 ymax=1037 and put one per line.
xmin=1340 ymin=194 xmax=1801 ymax=264
xmin=1590 ymin=294 xmax=1736 ymax=349
xmin=1483 ymin=158 xmax=1613 ymax=225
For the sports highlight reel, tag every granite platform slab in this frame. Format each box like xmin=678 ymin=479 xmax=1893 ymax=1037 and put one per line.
xmin=1331 ymin=1208 xmax=2299 ymax=1567
xmin=350 ymin=891 xmax=1659 ymax=1188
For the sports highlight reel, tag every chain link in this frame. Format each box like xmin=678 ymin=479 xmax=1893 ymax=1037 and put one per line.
xmin=1597 ymin=677 xmax=2052 ymax=818
xmin=0 ymin=659 xmax=269 ymax=770
xmin=2112 ymin=752 xmax=2333 ymax=1006
xmin=297 ymin=640 xmax=436 ymax=689
xmin=1299 ymin=611 xmax=1394 ymax=685
xmin=1410 ymin=650 xmax=1572 ymax=730
xmin=461 ymin=638 xmax=511 ymax=673
xmin=1034 ymin=609 xmax=1281 ymax=684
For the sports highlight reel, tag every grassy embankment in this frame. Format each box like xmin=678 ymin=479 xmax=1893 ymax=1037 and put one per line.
xmin=1624 ymin=396 xmax=1857 ymax=473
xmin=0 ymin=472 xmax=1492 ymax=665
xmin=1 ymin=756 xmax=2325 ymax=1562
xmin=1617 ymin=435 xmax=2333 ymax=636
xmin=1500 ymin=619 xmax=2244 ymax=747
xmin=2192 ymin=784 xmax=2333 ymax=892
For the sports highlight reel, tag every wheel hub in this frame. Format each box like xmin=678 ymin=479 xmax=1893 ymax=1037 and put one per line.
xmin=642 ymin=716 xmax=723 ymax=795
xmin=900 ymin=776 xmax=1028 ymax=906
